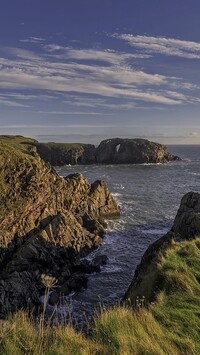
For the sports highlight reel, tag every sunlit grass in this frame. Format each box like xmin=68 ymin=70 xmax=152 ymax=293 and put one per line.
xmin=1 ymin=234 xmax=200 ymax=354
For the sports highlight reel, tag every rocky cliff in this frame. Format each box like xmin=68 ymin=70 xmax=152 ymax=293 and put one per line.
xmin=0 ymin=136 xmax=120 ymax=317
xmin=35 ymin=138 xmax=180 ymax=165
xmin=36 ymin=142 xmax=96 ymax=165
xmin=124 ymin=191 xmax=200 ymax=303
xmin=95 ymin=138 xmax=180 ymax=164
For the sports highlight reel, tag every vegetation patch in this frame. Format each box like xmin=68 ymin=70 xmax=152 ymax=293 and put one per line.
xmin=1 ymin=238 xmax=200 ymax=354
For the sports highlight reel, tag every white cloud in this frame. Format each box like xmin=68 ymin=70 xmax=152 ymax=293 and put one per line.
xmin=0 ymin=97 xmax=30 ymax=107
xmin=62 ymin=96 xmax=136 ymax=110
xmin=189 ymin=131 xmax=199 ymax=136
xmin=38 ymin=111 xmax=113 ymax=115
xmin=0 ymin=40 xmax=199 ymax=109
xmin=2 ymin=46 xmax=41 ymax=60
xmin=19 ymin=37 xmax=46 ymax=43
xmin=115 ymin=34 xmax=200 ymax=59
xmin=65 ymin=48 xmax=151 ymax=62
xmin=0 ymin=52 xmax=181 ymax=105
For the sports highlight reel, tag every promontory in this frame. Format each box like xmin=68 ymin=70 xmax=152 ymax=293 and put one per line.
xmin=35 ymin=137 xmax=180 ymax=165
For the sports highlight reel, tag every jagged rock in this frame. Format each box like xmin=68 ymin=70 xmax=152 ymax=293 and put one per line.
xmin=60 ymin=266 xmax=71 ymax=278
xmin=59 ymin=282 xmax=70 ymax=296
xmin=49 ymin=291 xmax=60 ymax=306
xmin=172 ymin=191 xmax=200 ymax=238
xmin=92 ymin=255 xmax=108 ymax=267
xmin=36 ymin=142 xmax=96 ymax=165
xmin=0 ymin=136 xmax=120 ymax=317
xmin=67 ymin=272 xmax=88 ymax=291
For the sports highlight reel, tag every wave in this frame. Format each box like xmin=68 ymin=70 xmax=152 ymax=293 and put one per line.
xmin=189 ymin=172 xmax=200 ymax=176
xmin=112 ymin=192 xmax=122 ymax=197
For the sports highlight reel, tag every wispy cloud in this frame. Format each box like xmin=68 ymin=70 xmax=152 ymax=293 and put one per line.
xmin=38 ymin=111 xmax=113 ymax=115
xmin=1 ymin=46 xmax=41 ymax=60
xmin=0 ymin=37 xmax=199 ymax=111
xmin=0 ymin=97 xmax=30 ymax=107
xmin=0 ymin=92 xmax=59 ymax=107
xmin=0 ymin=47 xmax=182 ymax=106
xmin=114 ymin=34 xmax=200 ymax=59
xmin=59 ymin=47 xmax=151 ymax=62
xmin=62 ymin=96 xmax=136 ymax=110
xmin=19 ymin=36 xmax=46 ymax=44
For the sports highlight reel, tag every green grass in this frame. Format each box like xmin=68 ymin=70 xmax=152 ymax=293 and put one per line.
xmin=37 ymin=142 xmax=87 ymax=149
xmin=0 ymin=311 xmax=103 ymax=355
xmin=1 ymin=238 xmax=200 ymax=354
xmin=0 ymin=136 xmax=40 ymax=223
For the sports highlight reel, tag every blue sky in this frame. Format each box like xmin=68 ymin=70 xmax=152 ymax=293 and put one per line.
xmin=0 ymin=0 xmax=200 ymax=144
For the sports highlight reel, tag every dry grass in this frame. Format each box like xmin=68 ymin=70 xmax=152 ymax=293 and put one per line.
xmin=0 ymin=172 xmax=200 ymax=355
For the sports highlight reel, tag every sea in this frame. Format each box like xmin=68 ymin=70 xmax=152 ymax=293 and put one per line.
xmin=52 ymin=145 xmax=200 ymax=329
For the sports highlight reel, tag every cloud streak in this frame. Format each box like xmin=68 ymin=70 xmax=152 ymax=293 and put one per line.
xmin=115 ymin=34 xmax=200 ymax=59
xmin=0 ymin=47 xmax=183 ymax=106
xmin=0 ymin=36 xmax=199 ymax=111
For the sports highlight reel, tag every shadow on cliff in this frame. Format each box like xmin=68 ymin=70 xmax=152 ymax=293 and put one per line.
xmin=0 ymin=215 xmax=57 ymax=270
xmin=0 ymin=216 xmax=103 ymax=318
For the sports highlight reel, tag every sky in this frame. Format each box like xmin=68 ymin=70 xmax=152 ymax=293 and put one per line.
xmin=0 ymin=0 xmax=200 ymax=144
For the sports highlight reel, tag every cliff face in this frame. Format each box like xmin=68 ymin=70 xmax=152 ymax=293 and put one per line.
xmin=36 ymin=142 xmax=96 ymax=165
xmin=124 ymin=191 xmax=200 ymax=303
xmin=0 ymin=136 xmax=120 ymax=317
xmin=35 ymin=138 xmax=180 ymax=165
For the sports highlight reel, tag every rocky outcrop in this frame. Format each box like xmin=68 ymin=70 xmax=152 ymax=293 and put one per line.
xmin=35 ymin=138 xmax=180 ymax=165
xmin=124 ymin=191 xmax=200 ymax=303
xmin=95 ymin=138 xmax=180 ymax=164
xmin=0 ymin=136 xmax=120 ymax=317
xmin=171 ymin=192 xmax=200 ymax=238
xmin=36 ymin=142 xmax=96 ymax=165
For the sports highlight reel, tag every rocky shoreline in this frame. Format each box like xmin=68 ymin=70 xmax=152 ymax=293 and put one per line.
xmin=0 ymin=136 xmax=120 ymax=318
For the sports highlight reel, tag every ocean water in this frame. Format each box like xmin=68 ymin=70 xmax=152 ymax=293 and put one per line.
xmin=54 ymin=145 xmax=200 ymax=328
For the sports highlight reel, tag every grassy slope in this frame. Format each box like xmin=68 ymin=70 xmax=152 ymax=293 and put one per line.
xmin=37 ymin=142 xmax=86 ymax=148
xmin=1 ymin=238 xmax=200 ymax=354
xmin=0 ymin=136 xmax=40 ymax=221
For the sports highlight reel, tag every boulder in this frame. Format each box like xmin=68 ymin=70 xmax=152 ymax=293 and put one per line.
xmin=67 ymin=272 xmax=88 ymax=291
xmin=49 ymin=291 xmax=60 ymax=306
xmin=59 ymin=283 xmax=70 ymax=296
xmin=92 ymin=255 xmax=108 ymax=267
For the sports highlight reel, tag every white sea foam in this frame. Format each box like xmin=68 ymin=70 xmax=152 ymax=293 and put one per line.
xmin=102 ymin=264 xmax=122 ymax=273
xmin=189 ymin=172 xmax=200 ymax=176
xmin=112 ymin=192 xmax=122 ymax=197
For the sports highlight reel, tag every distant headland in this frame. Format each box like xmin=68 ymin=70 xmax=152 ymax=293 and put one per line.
xmin=34 ymin=137 xmax=181 ymax=165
